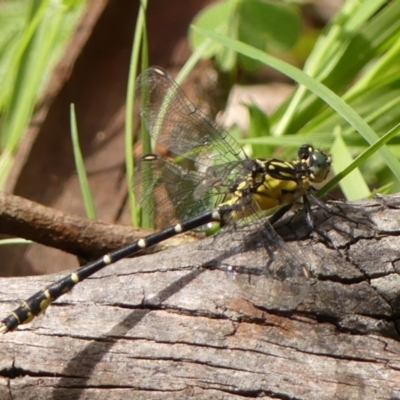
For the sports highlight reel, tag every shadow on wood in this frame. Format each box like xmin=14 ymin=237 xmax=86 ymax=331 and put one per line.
xmin=0 ymin=195 xmax=400 ymax=399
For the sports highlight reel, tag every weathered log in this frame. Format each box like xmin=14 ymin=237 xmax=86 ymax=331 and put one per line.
xmin=1 ymin=195 xmax=400 ymax=399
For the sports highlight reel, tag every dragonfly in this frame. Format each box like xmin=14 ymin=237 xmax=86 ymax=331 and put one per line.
xmin=0 ymin=66 xmax=332 ymax=333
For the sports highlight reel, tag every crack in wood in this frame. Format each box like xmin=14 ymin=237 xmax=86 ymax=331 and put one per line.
xmin=1 ymin=196 xmax=400 ymax=398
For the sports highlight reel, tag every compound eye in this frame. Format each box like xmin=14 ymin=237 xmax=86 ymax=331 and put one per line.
xmin=298 ymin=144 xmax=313 ymax=160
xmin=310 ymin=151 xmax=332 ymax=183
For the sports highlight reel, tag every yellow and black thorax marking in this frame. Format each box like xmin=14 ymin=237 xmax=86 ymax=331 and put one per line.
xmin=225 ymin=145 xmax=332 ymax=215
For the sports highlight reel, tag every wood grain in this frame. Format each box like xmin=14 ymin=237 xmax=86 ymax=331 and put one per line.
xmin=1 ymin=195 xmax=400 ymax=399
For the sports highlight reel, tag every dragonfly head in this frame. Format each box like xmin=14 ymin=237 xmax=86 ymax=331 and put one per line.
xmin=298 ymin=144 xmax=332 ymax=183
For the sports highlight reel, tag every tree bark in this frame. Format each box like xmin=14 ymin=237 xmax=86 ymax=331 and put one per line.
xmin=0 ymin=195 xmax=400 ymax=399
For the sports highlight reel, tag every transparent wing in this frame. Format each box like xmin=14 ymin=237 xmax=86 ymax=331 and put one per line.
xmin=135 ymin=66 xmax=247 ymax=167
xmin=135 ymin=154 xmax=223 ymax=227
xmin=134 ymin=156 xmax=260 ymax=226
xmin=135 ymin=66 xmax=310 ymax=309
xmin=234 ymin=224 xmax=309 ymax=310
xmin=206 ymin=195 xmax=310 ymax=310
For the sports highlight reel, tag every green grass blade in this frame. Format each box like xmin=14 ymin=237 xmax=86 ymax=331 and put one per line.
xmin=192 ymin=26 xmax=400 ymax=184
xmin=125 ymin=0 xmax=148 ymax=227
xmin=270 ymin=1 xmax=400 ymax=136
xmin=70 ymin=103 xmax=97 ymax=219
xmin=0 ymin=1 xmax=85 ymax=189
xmin=175 ymin=37 xmax=214 ymax=85
xmin=331 ymin=132 xmax=370 ymax=200
xmin=319 ymin=123 xmax=400 ymax=196
xmin=0 ymin=238 xmax=32 ymax=246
